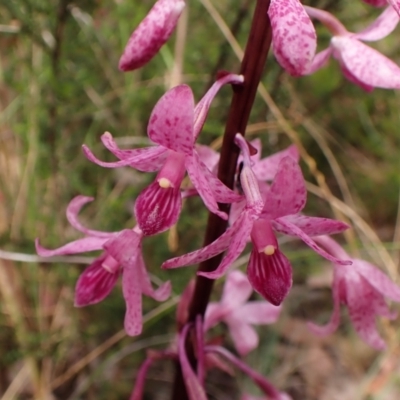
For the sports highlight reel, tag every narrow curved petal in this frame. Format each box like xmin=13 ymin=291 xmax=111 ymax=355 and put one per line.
xmin=269 ymin=0 xmax=317 ymax=76
xmin=119 ymin=0 xmax=185 ymax=71
xmin=148 ymin=85 xmax=195 ymax=154
xmin=273 ymin=215 xmax=349 ymax=236
xmin=247 ymin=248 xmax=292 ymax=306
xmin=236 ymin=302 xmax=281 ymax=325
xmin=130 ymin=357 xmax=155 ymax=400
xmin=35 ymin=236 xmax=108 ymax=257
xmin=196 ymin=144 xmax=220 ymax=171
xmin=387 ymin=0 xmax=400 ymax=16
xmin=178 ymin=324 xmax=208 ymax=400
xmin=101 ymin=132 xmax=168 ymax=171
xmin=66 ymin=196 xmax=114 ymax=238
xmin=199 ymin=210 xmax=256 ymax=279
xmin=354 ymin=6 xmax=399 ymax=41
xmin=82 ymin=143 xmax=167 ymax=171
xmin=227 ymin=317 xmax=259 ymax=356
xmin=305 ymin=47 xmax=333 ymax=75
xmin=186 ymin=153 xmax=228 ymax=220
xmin=346 ymin=277 xmax=386 ymax=349
xmin=331 ymin=36 xmax=400 ymax=89
xmin=261 ymin=157 xmax=306 ymax=219
xmin=74 ymin=255 xmax=119 ymax=307
xmin=196 ymin=153 xmax=243 ymax=203
xmin=136 ymin=249 xmax=171 ymax=301
xmin=355 ymin=259 xmax=400 ymax=301
xmin=161 ymin=212 xmax=243 ymax=270
xmin=252 ymin=144 xmax=300 ymax=181
xmin=307 ymin=270 xmax=342 ymax=336
xmin=134 ymin=181 xmax=182 ymax=236
xmin=272 ymin=218 xmax=352 ymax=265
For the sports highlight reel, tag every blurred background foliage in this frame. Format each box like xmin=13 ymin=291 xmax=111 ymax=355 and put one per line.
xmin=0 ymin=0 xmax=400 ymax=399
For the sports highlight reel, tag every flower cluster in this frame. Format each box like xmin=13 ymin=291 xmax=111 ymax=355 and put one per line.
xmin=35 ymin=0 xmax=400 ymax=398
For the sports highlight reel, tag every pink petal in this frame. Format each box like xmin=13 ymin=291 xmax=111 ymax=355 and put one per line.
xmin=82 ymin=143 xmax=168 ymax=171
xmin=307 ymin=268 xmax=342 ymax=336
xmin=195 ymin=144 xmax=220 ymax=171
xmin=222 ymin=270 xmax=253 ymax=309
xmin=388 ymin=0 xmax=400 ymax=16
xmin=235 ymin=302 xmax=281 ymax=325
xmin=35 ymin=236 xmax=109 ymax=257
xmin=226 ymin=317 xmax=259 ymax=356
xmin=134 ymin=181 xmax=182 ymax=236
xmin=66 ymin=196 xmax=114 ymax=238
xmin=354 ymin=259 xmax=400 ymax=302
xmin=148 ymin=85 xmax=195 ymax=154
xmin=100 ymin=132 xmax=168 ymax=171
xmin=271 ymin=218 xmax=352 ymax=265
xmin=261 ymin=157 xmax=306 ymax=219
xmin=252 ymin=144 xmax=300 ymax=181
xmin=186 ymin=152 xmax=228 ymax=220
xmin=354 ymin=6 xmax=399 ymax=41
xmin=273 ymin=215 xmax=349 ymax=236
xmin=269 ymin=0 xmax=317 ymax=76
xmin=247 ymin=248 xmax=292 ymax=306
xmin=130 ymin=357 xmax=155 ymax=400
xmin=331 ymin=36 xmax=400 ymax=89
xmin=193 ymin=72 xmax=244 ymax=138
xmin=199 ymin=210 xmax=256 ymax=279
xmin=346 ymin=275 xmax=386 ymax=349
xmin=74 ymin=255 xmax=119 ymax=307
xmin=340 ymin=63 xmax=374 ymax=92
xmin=361 ymin=0 xmax=389 ymax=6
xmin=305 ymin=47 xmax=333 ymax=75
xmin=178 ymin=324 xmax=208 ymax=400
xmin=197 ymin=154 xmax=243 ymax=203
xmin=136 ymin=247 xmax=171 ymax=301
xmin=204 ymin=303 xmax=225 ymax=330
xmin=161 ymin=216 xmax=236 ymax=269
xmin=119 ymin=0 xmax=185 ymax=71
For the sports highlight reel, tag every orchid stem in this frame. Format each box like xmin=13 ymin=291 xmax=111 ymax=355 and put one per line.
xmin=171 ymin=0 xmax=272 ymax=398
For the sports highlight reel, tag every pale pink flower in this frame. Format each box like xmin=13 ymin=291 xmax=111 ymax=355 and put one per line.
xmin=268 ymin=0 xmax=317 ymax=76
xmin=309 ymin=236 xmax=400 ymax=349
xmin=35 ymin=196 xmax=171 ymax=336
xmin=205 ymin=271 xmax=281 ymax=356
xmin=305 ymin=5 xmax=400 ymax=90
xmin=119 ymin=0 xmax=185 ymax=71
xmin=83 ymin=74 xmax=244 ymax=226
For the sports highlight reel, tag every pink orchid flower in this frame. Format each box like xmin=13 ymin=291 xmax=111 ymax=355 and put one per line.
xmin=205 ymin=271 xmax=281 ymax=356
xmin=163 ymin=134 xmax=350 ymax=305
xmin=268 ymin=0 xmax=317 ymax=76
xmin=119 ymin=0 xmax=185 ymax=71
xmin=83 ymin=74 xmax=244 ymax=228
xmin=35 ymin=196 xmax=171 ymax=336
xmin=308 ymin=236 xmax=400 ymax=350
xmin=305 ymin=5 xmax=400 ymax=90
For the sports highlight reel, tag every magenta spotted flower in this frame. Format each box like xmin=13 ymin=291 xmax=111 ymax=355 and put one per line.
xmin=35 ymin=196 xmax=171 ymax=336
xmin=309 ymin=236 xmax=400 ymax=350
xmin=119 ymin=0 xmax=185 ymax=71
xmin=268 ymin=0 xmax=317 ymax=76
xmin=305 ymin=5 xmax=400 ymax=90
xmin=83 ymin=74 xmax=244 ymax=231
xmin=163 ymin=134 xmax=350 ymax=305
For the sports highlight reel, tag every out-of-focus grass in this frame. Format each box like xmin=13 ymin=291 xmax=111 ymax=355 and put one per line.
xmin=0 ymin=0 xmax=400 ymax=399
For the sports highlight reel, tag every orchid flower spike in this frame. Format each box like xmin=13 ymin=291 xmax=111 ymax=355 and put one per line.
xmin=308 ymin=236 xmax=400 ymax=350
xmin=205 ymin=271 xmax=281 ymax=356
xmin=305 ymin=5 xmax=400 ymax=90
xmin=83 ymin=74 xmax=244 ymax=225
xmin=119 ymin=0 xmax=185 ymax=71
xmin=268 ymin=0 xmax=317 ymax=76
xmin=35 ymin=196 xmax=171 ymax=336
xmin=163 ymin=134 xmax=350 ymax=306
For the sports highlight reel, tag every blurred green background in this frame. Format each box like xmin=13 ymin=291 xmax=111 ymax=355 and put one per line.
xmin=0 ymin=0 xmax=400 ymax=399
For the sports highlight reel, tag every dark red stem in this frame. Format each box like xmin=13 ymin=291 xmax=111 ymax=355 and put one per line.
xmin=172 ymin=0 xmax=272 ymax=398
